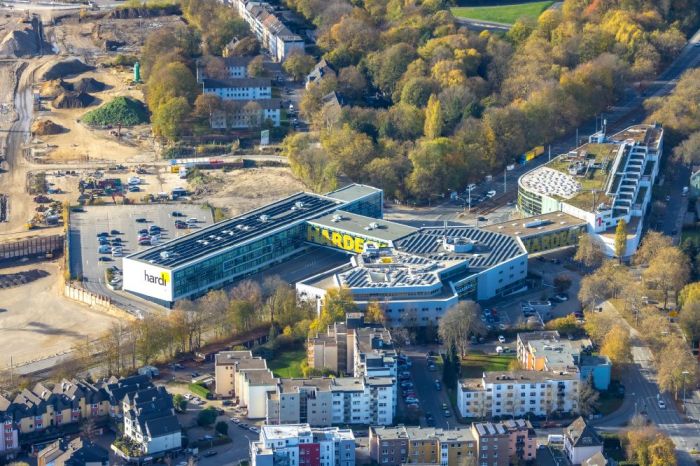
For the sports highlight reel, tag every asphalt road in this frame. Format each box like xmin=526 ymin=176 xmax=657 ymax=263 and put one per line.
xmin=404 ymin=348 xmax=456 ymax=429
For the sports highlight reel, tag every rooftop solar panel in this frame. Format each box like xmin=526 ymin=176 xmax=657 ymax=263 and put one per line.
xmin=128 ymin=193 xmax=342 ymax=268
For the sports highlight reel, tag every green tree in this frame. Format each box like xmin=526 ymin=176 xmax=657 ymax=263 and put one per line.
xmin=152 ymin=97 xmax=191 ymax=141
xmin=197 ymin=407 xmax=218 ymax=427
xmin=424 ymin=93 xmax=442 ymax=139
xmin=614 ymin=219 xmax=627 ymax=260
xmin=173 ymin=393 xmax=187 ymax=412
xmin=283 ymin=52 xmax=317 ymax=81
xmin=400 ymin=77 xmax=439 ymax=107
xmin=215 ymin=420 xmax=229 ymax=436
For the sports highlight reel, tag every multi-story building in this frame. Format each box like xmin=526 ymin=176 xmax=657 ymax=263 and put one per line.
xmin=517 ymin=331 xmax=612 ymax=390
xmin=369 ymin=425 xmax=478 ymax=466
xmin=123 ymin=184 xmax=383 ymax=307
xmin=306 ymin=59 xmax=336 ymax=89
xmin=266 ymin=376 xmax=395 ymax=427
xmin=307 ymin=315 xmax=397 ymax=381
xmin=121 ymin=386 xmax=181 ymax=455
xmin=230 ymin=0 xmax=305 ymax=62
xmin=251 ymin=424 xmax=355 ymax=466
xmin=210 ymin=99 xmax=281 ymax=129
xmin=38 ymin=437 xmax=108 ymax=466
xmin=0 ymin=409 xmax=19 ymax=460
xmin=518 ymin=124 xmax=664 ymax=257
xmin=564 ymin=417 xmax=603 ymax=465
xmin=471 ymin=420 xmax=537 ymax=466
xmin=458 ymin=370 xmax=580 ymax=419
xmin=202 ymin=78 xmax=272 ymax=101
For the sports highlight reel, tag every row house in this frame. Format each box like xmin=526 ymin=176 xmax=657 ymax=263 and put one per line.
xmin=369 ymin=426 xmax=477 ymax=466
xmin=458 ymin=370 xmax=580 ymax=419
xmin=230 ymin=0 xmax=305 ymax=62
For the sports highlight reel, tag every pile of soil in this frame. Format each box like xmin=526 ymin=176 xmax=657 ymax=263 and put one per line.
xmin=73 ymin=77 xmax=105 ymax=93
xmin=31 ymin=119 xmax=66 ymax=136
xmin=32 ymin=120 xmax=66 ymax=136
xmin=0 ymin=27 xmax=40 ymax=58
xmin=52 ymin=91 xmax=94 ymax=109
xmin=39 ymin=79 xmax=71 ymax=98
xmin=41 ymin=58 xmax=95 ymax=80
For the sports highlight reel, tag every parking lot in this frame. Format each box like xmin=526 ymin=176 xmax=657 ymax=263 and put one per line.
xmin=69 ymin=204 xmax=213 ymax=289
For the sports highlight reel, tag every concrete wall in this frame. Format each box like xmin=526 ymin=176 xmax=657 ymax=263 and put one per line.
xmin=64 ymin=284 xmax=111 ymax=309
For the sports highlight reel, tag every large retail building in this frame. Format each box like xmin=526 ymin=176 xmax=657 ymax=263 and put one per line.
xmin=518 ymin=124 xmax=663 ymax=257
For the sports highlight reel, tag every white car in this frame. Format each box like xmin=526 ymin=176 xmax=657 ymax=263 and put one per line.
xmin=495 ymin=346 xmax=503 ymax=354
xmin=498 ymin=335 xmax=506 ymax=343
xmin=486 ymin=190 xmax=497 ymax=198
xmin=658 ymin=399 xmax=666 ymax=409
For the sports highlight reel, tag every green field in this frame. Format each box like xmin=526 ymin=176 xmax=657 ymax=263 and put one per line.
xmin=460 ymin=352 xmax=515 ymax=378
xmin=451 ymin=1 xmax=554 ymax=24
xmin=267 ymin=349 xmax=307 ymax=378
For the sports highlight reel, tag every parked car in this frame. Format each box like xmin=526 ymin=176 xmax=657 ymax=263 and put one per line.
xmin=498 ymin=335 xmax=506 ymax=343
xmin=135 ymin=217 xmax=147 ymax=223
xmin=98 ymin=256 xmax=112 ymax=262
xmin=97 ymin=232 xmax=109 ymax=238
xmin=110 ymin=229 xmax=120 ymax=235
xmin=171 ymin=211 xmax=184 ymax=217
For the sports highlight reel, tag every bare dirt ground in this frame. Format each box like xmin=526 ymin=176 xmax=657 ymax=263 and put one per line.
xmin=0 ymin=260 xmax=119 ymax=369
xmin=192 ymin=167 xmax=307 ymax=215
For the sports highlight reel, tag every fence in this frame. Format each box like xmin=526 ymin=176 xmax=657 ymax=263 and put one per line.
xmin=64 ymin=284 xmax=111 ymax=309
xmin=0 ymin=234 xmax=63 ymax=265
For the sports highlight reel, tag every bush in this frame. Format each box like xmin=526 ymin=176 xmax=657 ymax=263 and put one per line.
xmin=197 ymin=407 xmax=218 ymax=427
xmin=82 ymin=96 xmax=149 ymax=127
xmin=173 ymin=393 xmax=187 ymax=412
xmin=163 ymin=144 xmax=195 ymax=159
xmin=112 ymin=54 xmax=137 ymax=67
xmin=215 ymin=421 xmax=229 ymax=436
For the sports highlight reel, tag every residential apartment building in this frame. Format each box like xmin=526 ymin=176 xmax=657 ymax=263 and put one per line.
xmin=210 ymin=99 xmax=281 ymax=129
xmin=517 ymin=331 xmax=612 ymax=390
xmin=266 ymin=376 xmax=395 ymax=427
xmin=308 ymin=316 xmax=397 ymax=380
xmin=251 ymin=424 xmax=355 ymax=466
xmin=202 ymin=78 xmax=272 ymax=101
xmin=564 ymin=417 xmax=603 ymax=465
xmin=369 ymin=426 xmax=478 ymax=466
xmin=38 ymin=437 xmax=108 ymax=466
xmin=230 ymin=0 xmax=305 ymax=62
xmin=122 ymin=386 xmax=181 ymax=455
xmin=471 ymin=420 xmax=537 ymax=466
xmin=458 ymin=370 xmax=580 ymax=419
xmin=0 ymin=411 xmax=19 ymax=460
xmin=214 ymin=351 xmax=279 ymax=419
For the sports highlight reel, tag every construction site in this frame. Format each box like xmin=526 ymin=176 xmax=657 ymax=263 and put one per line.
xmin=0 ymin=2 xmax=302 ymax=375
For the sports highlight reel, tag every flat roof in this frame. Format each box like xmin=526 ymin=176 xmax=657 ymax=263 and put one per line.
xmin=325 ymin=184 xmax=382 ymax=203
xmin=127 ymin=192 xmax=343 ymax=269
xmin=395 ymin=227 xmax=526 ymax=269
xmin=484 ymin=212 xmax=587 ymax=239
xmin=308 ymin=211 xmax=416 ymax=243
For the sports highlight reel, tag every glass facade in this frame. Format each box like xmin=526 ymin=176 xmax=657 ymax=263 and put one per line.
xmin=340 ymin=192 xmax=383 ymax=218
xmin=518 ymin=188 xmax=543 ymax=216
xmin=172 ymin=222 xmax=308 ymax=300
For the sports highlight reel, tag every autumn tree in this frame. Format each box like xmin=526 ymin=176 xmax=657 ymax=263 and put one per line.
xmin=657 ymin=336 xmax=698 ymax=399
xmin=364 ymin=301 xmax=385 ymax=325
xmin=309 ymin=287 xmax=357 ymax=336
xmin=680 ymin=294 xmax=700 ymax=342
xmin=599 ymin=325 xmax=632 ymax=367
xmin=553 ymin=273 xmax=572 ymax=293
xmin=247 ymin=56 xmax=265 ymax=77
xmin=152 ymin=97 xmax=191 ymax=141
xmin=424 ymin=94 xmax=443 ymax=139
xmin=643 ymin=246 xmax=690 ymax=309
xmin=438 ymin=301 xmax=486 ymax=358
xmin=634 ymin=231 xmax=672 ymax=266
xmin=545 ymin=314 xmax=579 ymax=335
xmin=283 ymin=52 xmax=317 ymax=81
xmin=574 ymin=233 xmax=604 ymax=268
xmin=614 ymin=219 xmax=627 ymax=260
xmin=579 ymin=378 xmax=600 ymax=416
xmin=673 ymin=131 xmax=700 ymax=165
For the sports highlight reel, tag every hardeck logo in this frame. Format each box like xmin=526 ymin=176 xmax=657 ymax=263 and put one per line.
xmin=144 ymin=270 xmax=170 ymax=286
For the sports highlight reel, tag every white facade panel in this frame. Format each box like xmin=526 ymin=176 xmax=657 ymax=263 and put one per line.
xmin=122 ymin=258 xmax=173 ymax=302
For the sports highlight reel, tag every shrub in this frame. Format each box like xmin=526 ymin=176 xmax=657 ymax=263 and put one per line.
xmin=215 ymin=421 xmax=229 ymax=436
xmin=82 ymin=96 xmax=149 ymax=127
xmin=197 ymin=407 xmax=218 ymax=427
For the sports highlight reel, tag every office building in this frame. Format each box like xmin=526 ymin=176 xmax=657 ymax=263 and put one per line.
xmin=458 ymin=370 xmax=580 ymax=419
xmin=201 ymin=78 xmax=272 ymax=101
xmin=251 ymin=424 xmax=355 ymax=466
xmin=518 ymin=124 xmax=664 ymax=257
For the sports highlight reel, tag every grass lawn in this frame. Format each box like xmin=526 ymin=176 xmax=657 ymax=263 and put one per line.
xmin=451 ymin=1 xmax=553 ymax=24
xmin=460 ymin=352 xmax=515 ymax=378
xmin=597 ymin=393 xmax=624 ymax=416
xmin=267 ymin=349 xmax=307 ymax=378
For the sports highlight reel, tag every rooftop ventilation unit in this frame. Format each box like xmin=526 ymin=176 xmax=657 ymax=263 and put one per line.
xmin=294 ymin=201 xmax=305 ymax=209
xmin=236 ymin=225 xmax=245 ymax=230
xmin=160 ymin=251 xmax=170 ymax=260
xmin=259 ymin=215 xmax=269 ymax=223
xmin=331 ymin=214 xmax=343 ymax=223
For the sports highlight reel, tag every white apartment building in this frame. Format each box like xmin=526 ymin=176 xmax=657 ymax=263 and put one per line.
xmin=266 ymin=376 xmax=395 ymax=427
xmin=458 ymin=370 xmax=580 ymax=419
xmin=214 ymin=351 xmax=279 ymax=419
xmin=202 ymin=78 xmax=272 ymax=101
xmin=251 ymin=424 xmax=355 ymax=466
xmin=230 ymin=0 xmax=305 ymax=62
xmin=210 ymin=100 xmax=281 ymax=129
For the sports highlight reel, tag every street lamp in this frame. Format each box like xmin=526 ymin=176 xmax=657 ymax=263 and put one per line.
xmin=682 ymin=370 xmax=690 ymax=413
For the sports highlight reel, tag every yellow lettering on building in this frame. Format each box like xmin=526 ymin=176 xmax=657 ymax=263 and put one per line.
xmin=522 ymin=226 xmax=586 ymax=254
xmin=305 ymin=225 xmax=386 ymax=253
